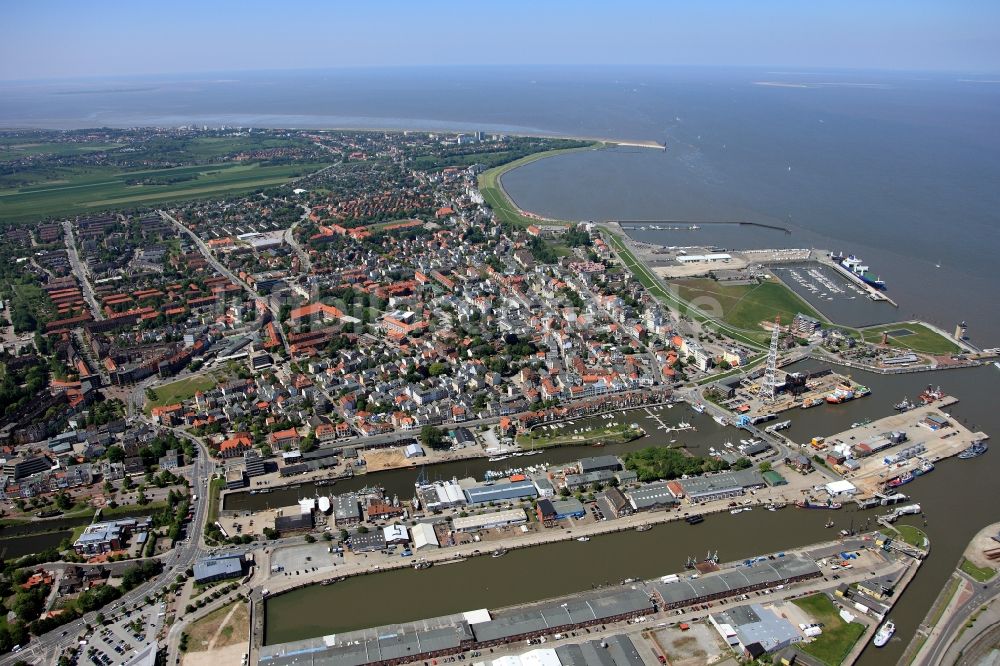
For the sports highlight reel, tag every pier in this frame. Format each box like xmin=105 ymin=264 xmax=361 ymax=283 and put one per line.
xmin=808 ymin=395 xmax=989 ymax=499
xmin=816 ymin=250 xmax=899 ymax=307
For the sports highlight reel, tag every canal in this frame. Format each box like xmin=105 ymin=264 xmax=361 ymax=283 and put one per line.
xmin=224 ymin=406 xmax=731 ymax=512
xmin=262 ymin=361 xmax=1000 ymax=665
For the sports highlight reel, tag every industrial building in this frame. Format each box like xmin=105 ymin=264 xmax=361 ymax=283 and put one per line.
xmin=332 ymin=494 xmax=361 ymax=525
xmin=678 ymin=469 xmax=766 ymax=504
xmin=411 ymin=522 xmax=440 ymax=550
xmin=654 ymin=556 xmax=821 ymax=610
xmin=464 ymin=480 xmax=538 ymax=505
xmin=452 ymin=508 xmax=527 ymax=532
xmin=626 ymin=482 xmax=680 ymax=511
xmin=418 ymin=479 xmax=467 ymax=511
xmin=193 ymin=554 xmax=245 ymax=584
xmin=709 ymin=603 xmax=803 ymax=658
xmin=536 ymin=497 xmax=586 ymax=522
xmin=578 ymin=455 xmax=621 ymax=474
xmin=349 ymin=531 xmax=388 ymax=553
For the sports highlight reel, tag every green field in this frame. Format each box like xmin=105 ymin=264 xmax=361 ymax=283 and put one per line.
xmin=792 ymin=593 xmax=867 ymax=665
xmin=145 ymin=374 xmax=219 ymax=412
xmin=859 ymin=322 xmax=961 ymax=355
xmin=893 ymin=524 xmax=929 ymax=549
xmin=0 ymin=161 xmax=326 ymax=221
xmin=0 ymin=141 xmax=119 ymax=161
xmin=477 ymin=144 xmax=601 ymax=228
xmin=960 ymin=558 xmax=996 ymax=583
xmin=676 ymin=277 xmax=825 ymax=332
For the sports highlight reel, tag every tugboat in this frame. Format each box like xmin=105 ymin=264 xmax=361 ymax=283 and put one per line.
xmin=958 ymin=441 xmax=989 ymax=459
xmin=873 ymin=620 xmax=895 ymax=647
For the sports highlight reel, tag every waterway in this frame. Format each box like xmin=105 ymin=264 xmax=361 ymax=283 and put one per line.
xmin=263 ymin=362 xmax=999 ymax=665
xmin=0 ymin=530 xmax=71 ymax=559
xmin=224 ymin=407 xmax=730 ymax=512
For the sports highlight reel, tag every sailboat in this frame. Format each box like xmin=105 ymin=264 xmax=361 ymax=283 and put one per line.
xmin=935 ymin=260 xmax=941 ymax=269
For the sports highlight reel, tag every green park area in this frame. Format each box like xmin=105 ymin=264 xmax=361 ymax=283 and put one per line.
xmin=0 ymin=161 xmax=325 ymax=221
xmin=792 ymin=593 xmax=867 ymax=665
xmin=144 ymin=374 xmax=219 ymax=412
xmin=517 ymin=422 xmax=643 ymax=450
xmin=960 ymin=558 xmax=996 ymax=583
xmin=477 ymin=143 xmax=600 ymax=228
xmin=893 ymin=524 xmax=929 ymax=549
xmin=859 ymin=322 xmax=961 ymax=355
xmin=675 ymin=277 xmax=824 ymax=333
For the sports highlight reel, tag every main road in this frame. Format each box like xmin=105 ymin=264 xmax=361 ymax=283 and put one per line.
xmin=62 ymin=219 xmax=104 ymax=321
xmin=0 ymin=427 xmax=214 ymax=666
xmin=158 ymin=209 xmax=290 ymax=354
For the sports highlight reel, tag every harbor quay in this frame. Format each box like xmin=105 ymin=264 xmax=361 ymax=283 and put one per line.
xmin=258 ymin=533 xmax=921 ymax=666
xmin=795 ymin=394 xmax=989 ymax=500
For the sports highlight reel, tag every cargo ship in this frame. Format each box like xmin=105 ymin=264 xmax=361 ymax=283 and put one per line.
xmin=825 ymin=383 xmax=870 ymax=404
xmin=833 ymin=252 xmax=886 ymax=289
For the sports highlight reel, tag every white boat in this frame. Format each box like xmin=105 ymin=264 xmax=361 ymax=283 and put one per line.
xmin=873 ymin=620 xmax=895 ymax=647
xmin=713 ymin=415 xmax=727 ymax=426
xmin=576 ymin=536 xmax=590 ymax=542
xmin=692 ymin=403 xmax=706 ymax=414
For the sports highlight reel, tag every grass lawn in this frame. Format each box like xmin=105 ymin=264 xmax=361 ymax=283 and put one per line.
xmin=960 ymin=558 xmax=996 ymax=583
xmin=676 ymin=277 xmax=825 ymax=331
xmin=893 ymin=524 xmax=929 ymax=549
xmin=859 ymin=322 xmax=961 ymax=355
xmin=517 ymin=423 xmax=644 ymax=449
xmin=99 ymin=501 xmax=169 ymax=519
xmin=145 ymin=374 xmax=219 ymax=412
xmin=603 ymin=232 xmax=767 ymax=348
xmin=792 ymin=593 xmax=867 ymax=666
xmin=185 ymin=599 xmax=250 ymax=652
xmin=477 ymin=144 xmax=601 ymax=228
xmin=0 ymin=161 xmax=327 ymax=222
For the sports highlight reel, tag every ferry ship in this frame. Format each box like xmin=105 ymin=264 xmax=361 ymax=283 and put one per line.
xmin=873 ymin=620 xmax=895 ymax=647
xmin=834 ymin=252 xmax=886 ymax=289
xmin=958 ymin=441 xmax=989 ymax=459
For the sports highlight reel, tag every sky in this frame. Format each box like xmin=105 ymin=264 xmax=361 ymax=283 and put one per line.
xmin=2 ymin=0 xmax=999 ymax=80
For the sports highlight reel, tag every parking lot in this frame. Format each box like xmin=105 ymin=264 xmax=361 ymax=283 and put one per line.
xmin=74 ymin=598 xmax=166 ymax=666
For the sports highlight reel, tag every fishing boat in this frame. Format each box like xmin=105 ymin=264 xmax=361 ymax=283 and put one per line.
xmin=887 ymin=471 xmax=914 ymax=488
xmin=894 ymin=397 xmax=915 ymax=412
xmin=795 ymin=499 xmax=843 ymax=510
xmin=873 ymin=620 xmax=895 ymax=647
xmin=958 ymin=441 xmax=989 ymax=459
xmin=491 ymin=548 xmax=508 ymax=558
xmin=919 ymin=385 xmax=945 ymax=404
xmin=635 ymin=524 xmax=652 ymax=532
xmin=413 ymin=560 xmax=433 ymax=570
xmin=912 ymin=459 xmax=934 ymax=476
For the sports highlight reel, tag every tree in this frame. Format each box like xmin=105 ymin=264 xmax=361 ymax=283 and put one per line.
xmin=758 ymin=461 xmax=772 ymax=473
xmin=420 ymin=425 xmax=446 ymax=450
xmin=106 ymin=446 xmax=126 ymax=463
xmin=55 ymin=492 xmax=73 ymax=511
xmin=732 ymin=457 xmax=752 ymax=470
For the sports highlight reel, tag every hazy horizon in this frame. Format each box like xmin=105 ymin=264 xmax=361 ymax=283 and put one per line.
xmin=3 ymin=0 xmax=998 ymax=81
